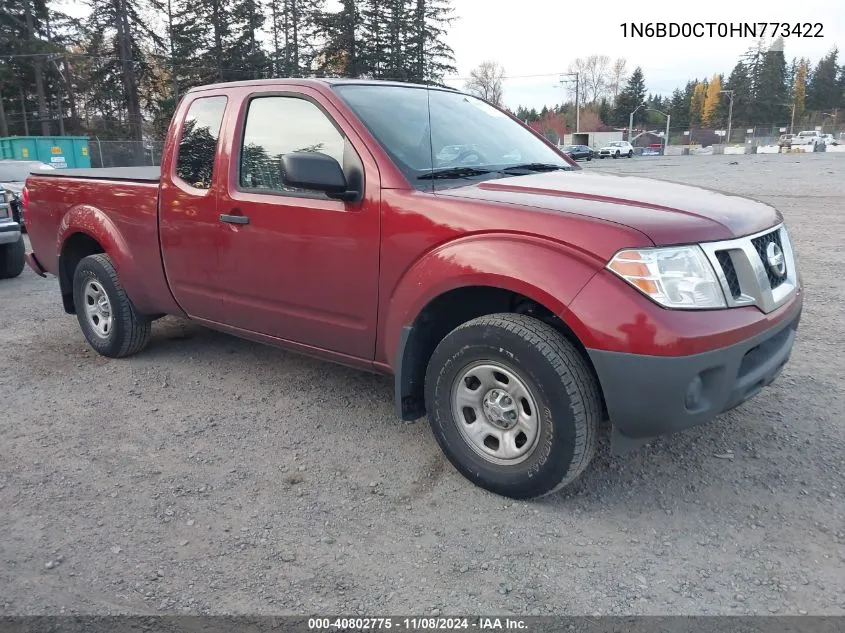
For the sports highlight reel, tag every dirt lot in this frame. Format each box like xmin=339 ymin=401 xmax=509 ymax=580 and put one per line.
xmin=2 ymin=152 xmax=844 ymax=616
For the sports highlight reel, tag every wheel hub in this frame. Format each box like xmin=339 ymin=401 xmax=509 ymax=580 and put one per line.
xmin=451 ymin=362 xmax=541 ymax=465
xmin=482 ymin=389 xmax=519 ymax=429
xmin=83 ymin=280 xmax=114 ymax=339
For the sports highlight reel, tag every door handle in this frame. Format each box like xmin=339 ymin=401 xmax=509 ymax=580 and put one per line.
xmin=219 ymin=213 xmax=249 ymax=225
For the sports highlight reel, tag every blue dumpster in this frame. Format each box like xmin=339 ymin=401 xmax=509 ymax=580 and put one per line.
xmin=0 ymin=136 xmax=91 ymax=168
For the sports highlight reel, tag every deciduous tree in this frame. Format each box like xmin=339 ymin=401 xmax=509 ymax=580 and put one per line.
xmin=464 ymin=60 xmax=504 ymax=105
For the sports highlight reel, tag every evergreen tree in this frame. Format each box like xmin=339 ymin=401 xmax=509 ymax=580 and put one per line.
xmin=806 ymin=48 xmax=840 ymax=111
xmin=228 ymin=0 xmax=270 ymax=80
xmin=668 ymin=87 xmax=688 ymax=129
xmin=722 ymin=61 xmax=752 ymax=128
xmin=85 ymin=0 xmax=165 ymax=160
xmin=598 ymin=98 xmax=610 ymax=126
xmin=315 ymin=0 xmax=361 ymax=76
xmin=612 ymin=66 xmax=646 ymax=126
xmin=754 ymin=38 xmax=788 ymax=126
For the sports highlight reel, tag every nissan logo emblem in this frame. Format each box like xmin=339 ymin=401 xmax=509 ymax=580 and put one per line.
xmin=766 ymin=242 xmax=786 ymax=277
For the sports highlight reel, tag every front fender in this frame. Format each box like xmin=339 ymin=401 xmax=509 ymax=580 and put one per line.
xmin=379 ymin=233 xmax=603 ymax=367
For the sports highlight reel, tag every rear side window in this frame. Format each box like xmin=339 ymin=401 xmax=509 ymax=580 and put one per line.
xmin=176 ymin=96 xmax=227 ymax=189
xmin=239 ymin=96 xmax=345 ymax=194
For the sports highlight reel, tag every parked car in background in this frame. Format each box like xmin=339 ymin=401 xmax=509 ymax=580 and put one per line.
xmin=792 ymin=130 xmax=824 ymax=151
xmin=561 ymin=145 xmax=593 ymax=161
xmin=0 ymin=160 xmax=54 ymax=230
xmin=821 ymin=134 xmax=838 ymax=147
xmin=598 ymin=140 xmax=634 ymax=159
xmin=777 ymin=134 xmax=794 ymax=149
xmin=0 ymin=197 xmax=25 ymax=279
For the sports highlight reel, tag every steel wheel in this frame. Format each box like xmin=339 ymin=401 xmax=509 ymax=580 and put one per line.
xmin=83 ymin=280 xmax=114 ymax=339
xmin=451 ymin=361 xmax=541 ymax=465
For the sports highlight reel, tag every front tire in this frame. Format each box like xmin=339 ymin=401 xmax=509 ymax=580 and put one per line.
xmin=72 ymin=253 xmax=151 ymax=357
xmin=424 ymin=314 xmax=601 ymax=499
xmin=613 ymin=151 xmax=619 ymax=159
xmin=586 ymin=155 xmax=592 ymax=161
xmin=0 ymin=236 xmax=25 ymax=279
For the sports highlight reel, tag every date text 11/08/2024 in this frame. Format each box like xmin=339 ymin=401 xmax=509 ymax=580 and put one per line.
xmin=620 ymin=22 xmax=823 ymax=38
xmin=307 ymin=617 xmax=528 ymax=630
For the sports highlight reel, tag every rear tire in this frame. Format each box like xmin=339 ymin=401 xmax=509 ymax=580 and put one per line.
xmin=0 ymin=236 xmax=25 ymax=279
xmin=424 ymin=313 xmax=601 ymax=499
xmin=627 ymin=150 xmax=634 ymax=158
xmin=72 ymin=253 xmax=151 ymax=357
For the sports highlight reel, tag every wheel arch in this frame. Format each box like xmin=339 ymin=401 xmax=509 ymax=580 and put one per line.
xmin=392 ymin=283 xmax=606 ymax=422
xmin=58 ymin=231 xmax=107 ymax=314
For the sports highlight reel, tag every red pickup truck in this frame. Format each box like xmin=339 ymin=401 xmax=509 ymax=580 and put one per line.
xmin=23 ymin=79 xmax=802 ymax=499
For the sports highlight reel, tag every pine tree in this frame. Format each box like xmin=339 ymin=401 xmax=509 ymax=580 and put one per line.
xmin=266 ymin=0 xmax=323 ymax=77
xmin=407 ymin=0 xmax=455 ymax=82
xmin=315 ymin=0 xmax=361 ymax=76
xmin=723 ymin=61 xmax=752 ymax=128
xmin=806 ymin=47 xmax=839 ymax=111
xmin=754 ymin=38 xmax=788 ymax=126
xmin=612 ymin=66 xmax=646 ymax=127
xmin=85 ymin=0 xmax=165 ymax=161
xmin=668 ymin=87 xmax=688 ymax=129
xmin=228 ymin=0 xmax=270 ymax=80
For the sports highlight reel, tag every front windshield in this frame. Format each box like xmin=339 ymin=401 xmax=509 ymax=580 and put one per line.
xmin=610 ymin=142 xmax=625 ymax=147
xmin=334 ymin=84 xmax=571 ymax=189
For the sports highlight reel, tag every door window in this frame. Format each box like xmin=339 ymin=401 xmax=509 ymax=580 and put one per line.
xmin=239 ymin=96 xmax=346 ymax=194
xmin=175 ymin=96 xmax=227 ymax=189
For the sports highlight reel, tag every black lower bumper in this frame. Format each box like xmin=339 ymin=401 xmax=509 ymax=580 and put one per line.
xmin=587 ymin=306 xmax=801 ymax=444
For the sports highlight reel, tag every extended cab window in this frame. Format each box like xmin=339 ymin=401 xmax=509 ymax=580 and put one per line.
xmin=239 ymin=96 xmax=345 ymax=194
xmin=175 ymin=96 xmax=227 ymax=189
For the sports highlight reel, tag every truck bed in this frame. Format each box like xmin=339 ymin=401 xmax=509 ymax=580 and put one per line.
xmin=32 ymin=166 xmax=161 ymax=182
xmin=25 ymin=168 xmax=174 ymax=315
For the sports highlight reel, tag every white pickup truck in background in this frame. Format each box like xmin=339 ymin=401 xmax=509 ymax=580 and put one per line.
xmin=791 ymin=130 xmax=825 ymax=151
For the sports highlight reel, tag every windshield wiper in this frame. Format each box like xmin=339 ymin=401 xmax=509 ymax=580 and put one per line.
xmin=497 ymin=163 xmax=571 ymax=174
xmin=418 ymin=166 xmax=493 ymax=180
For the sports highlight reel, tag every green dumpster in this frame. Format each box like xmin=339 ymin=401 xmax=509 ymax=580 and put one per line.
xmin=0 ymin=136 xmax=91 ymax=169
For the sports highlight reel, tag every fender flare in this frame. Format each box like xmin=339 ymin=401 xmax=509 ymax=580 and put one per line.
xmin=56 ymin=204 xmax=137 ymax=307
xmin=381 ymin=234 xmax=603 ymax=418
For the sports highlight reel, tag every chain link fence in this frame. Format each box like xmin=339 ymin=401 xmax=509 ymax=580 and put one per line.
xmin=88 ymin=139 xmax=165 ymax=168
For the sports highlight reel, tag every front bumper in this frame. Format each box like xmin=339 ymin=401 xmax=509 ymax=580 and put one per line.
xmin=587 ymin=301 xmax=801 ymax=443
xmin=0 ymin=220 xmax=21 ymax=245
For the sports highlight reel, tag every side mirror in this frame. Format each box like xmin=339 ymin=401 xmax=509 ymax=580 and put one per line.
xmin=281 ymin=152 xmax=359 ymax=201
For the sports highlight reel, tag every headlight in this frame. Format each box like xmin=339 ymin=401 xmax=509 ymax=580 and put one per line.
xmin=607 ymin=245 xmax=726 ymax=309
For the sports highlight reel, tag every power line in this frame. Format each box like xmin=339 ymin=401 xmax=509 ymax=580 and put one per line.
xmin=443 ymin=71 xmax=567 ymax=82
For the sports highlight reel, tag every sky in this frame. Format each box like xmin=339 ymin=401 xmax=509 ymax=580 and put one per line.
xmin=57 ymin=0 xmax=845 ymax=110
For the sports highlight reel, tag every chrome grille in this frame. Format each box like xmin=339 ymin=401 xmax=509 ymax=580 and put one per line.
xmin=700 ymin=223 xmax=798 ymax=314
xmin=751 ymin=229 xmax=787 ymax=289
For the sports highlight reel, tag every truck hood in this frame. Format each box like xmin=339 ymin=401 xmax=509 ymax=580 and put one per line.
xmin=437 ymin=170 xmax=781 ymax=244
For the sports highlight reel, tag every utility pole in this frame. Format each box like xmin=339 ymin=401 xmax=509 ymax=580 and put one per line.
xmin=19 ymin=88 xmax=29 ymax=135
xmin=645 ymin=107 xmax=671 ymax=153
xmin=719 ymin=89 xmax=734 ymax=144
xmin=558 ymin=72 xmax=580 ymax=134
xmin=629 ymin=103 xmax=646 ymax=143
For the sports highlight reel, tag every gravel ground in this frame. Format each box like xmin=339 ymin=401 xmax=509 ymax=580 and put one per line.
xmin=1 ymin=152 xmax=844 ymax=616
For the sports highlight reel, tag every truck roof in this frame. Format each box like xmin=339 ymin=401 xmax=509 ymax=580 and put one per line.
xmin=187 ymin=77 xmax=458 ymax=94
